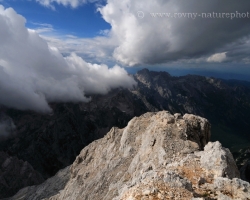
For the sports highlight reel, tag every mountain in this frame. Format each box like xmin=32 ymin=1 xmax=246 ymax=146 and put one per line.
xmin=0 ymin=69 xmax=250 ymax=197
xmin=0 ymin=152 xmax=44 ymax=199
xmin=223 ymin=79 xmax=250 ymax=88
xmin=9 ymin=111 xmax=250 ymax=200
xmin=133 ymin=69 xmax=250 ymax=150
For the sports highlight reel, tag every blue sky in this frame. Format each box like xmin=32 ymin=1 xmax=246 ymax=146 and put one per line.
xmin=1 ymin=0 xmax=110 ymax=38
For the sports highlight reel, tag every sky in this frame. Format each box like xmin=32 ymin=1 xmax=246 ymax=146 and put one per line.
xmin=0 ymin=0 xmax=250 ymax=112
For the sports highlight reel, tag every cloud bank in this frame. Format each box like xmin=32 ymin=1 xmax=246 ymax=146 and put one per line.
xmin=34 ymin=0 xmax=250 ymax=67
xmin=98 ymin=0 xmax=250 ymax=66
xmin=0 ymin=5 xmax=136 ymax=112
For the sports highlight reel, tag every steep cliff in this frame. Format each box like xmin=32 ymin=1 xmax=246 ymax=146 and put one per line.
xmin=10 ymin=111 xmax=250 ymax=200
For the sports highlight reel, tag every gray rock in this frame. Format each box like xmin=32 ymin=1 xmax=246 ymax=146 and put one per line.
xmin=9 ymin=111 xmax=249 ymax=200
xmin=197 ymin=141 xmax=240 ymax=179
xmin=208 ymin=177 xmax=250 ymax=200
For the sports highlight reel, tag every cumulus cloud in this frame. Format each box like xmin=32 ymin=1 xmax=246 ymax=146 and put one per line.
xmin=35 ymin=0 xmax=250 ymax=67
xmin=207 ymin=52 xmax=227 ymax=63
xmin=0 ymin=5 xmax=136 ymax=113
xmin=98 ymin=0 xmax=250 ymax=66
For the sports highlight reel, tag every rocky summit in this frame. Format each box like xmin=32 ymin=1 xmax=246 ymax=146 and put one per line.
xmin=1 ymin=69 xmax=250 ymax=186
xmin=10 ymin=111 xmax=250 ymax=200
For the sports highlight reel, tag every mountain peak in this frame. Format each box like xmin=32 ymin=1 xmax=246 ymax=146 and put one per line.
xmin=11 ymin=111 xmax=250 ymax=200
xmin=136 ymin=68 xmax=150 ymax=75
xmin=134 ymin=69 xmax=172 ymax=89
xmin=136 ymin=68 xmax=171 ymax=77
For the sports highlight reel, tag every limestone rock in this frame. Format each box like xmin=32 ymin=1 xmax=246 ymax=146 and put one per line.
xmin=10 ymin=111 xmax=250 ymax=200
xmin=183 ymin=114 xmax=211 ymax=149
xmin=196 ymin=141 xmax=240 ymax=179
xmin=205 ymin=177 xmax=250 ymax=200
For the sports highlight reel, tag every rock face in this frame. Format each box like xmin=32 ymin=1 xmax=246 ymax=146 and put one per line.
xmin=1 ymin=69 xmax=250 ymax=182
xmin=0 ymin=90 xmax=143 ymax=179
xmin=10 ymin=111 xmax=249 ymax=200
xmin=0 ymin=152 xmax=44 ymax=199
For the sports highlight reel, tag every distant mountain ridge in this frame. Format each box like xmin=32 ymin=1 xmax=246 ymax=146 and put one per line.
xmin=222 ymin=79 xmax=250 ymax=88
xmin=0 ymin=69 xmax=250 ymax=198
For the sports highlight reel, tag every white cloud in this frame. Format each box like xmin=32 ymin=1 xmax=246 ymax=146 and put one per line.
xmin=33 ymin=0 xmax=250 ymax=67
xmin=30 ymin=23 xmax=54 ymax=34
xmin=207 ymin=52 xmax=227 ymax=63
xmin=36 ymin=0 xmax=83 ymax=9
xmin=0 ymin=5 xmax=136 ymax=112
xmin=30 ymin=23 xmax=116 ymax=64
xmin=36 ymin=0 xmax=103 ymax=9
xmin=40 ymin=33 xmax=117 ymax=64
xmin=98 ymin=0 xmax=250 ymax=66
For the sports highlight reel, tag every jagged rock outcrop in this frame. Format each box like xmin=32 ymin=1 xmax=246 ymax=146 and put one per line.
xmin=0 ymin=152 xmax=44 ymax=199
xmin=1 ymin=69 xmax=250 ymax=184
xmin=10 ymin=111 xmax=249 ymax=200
